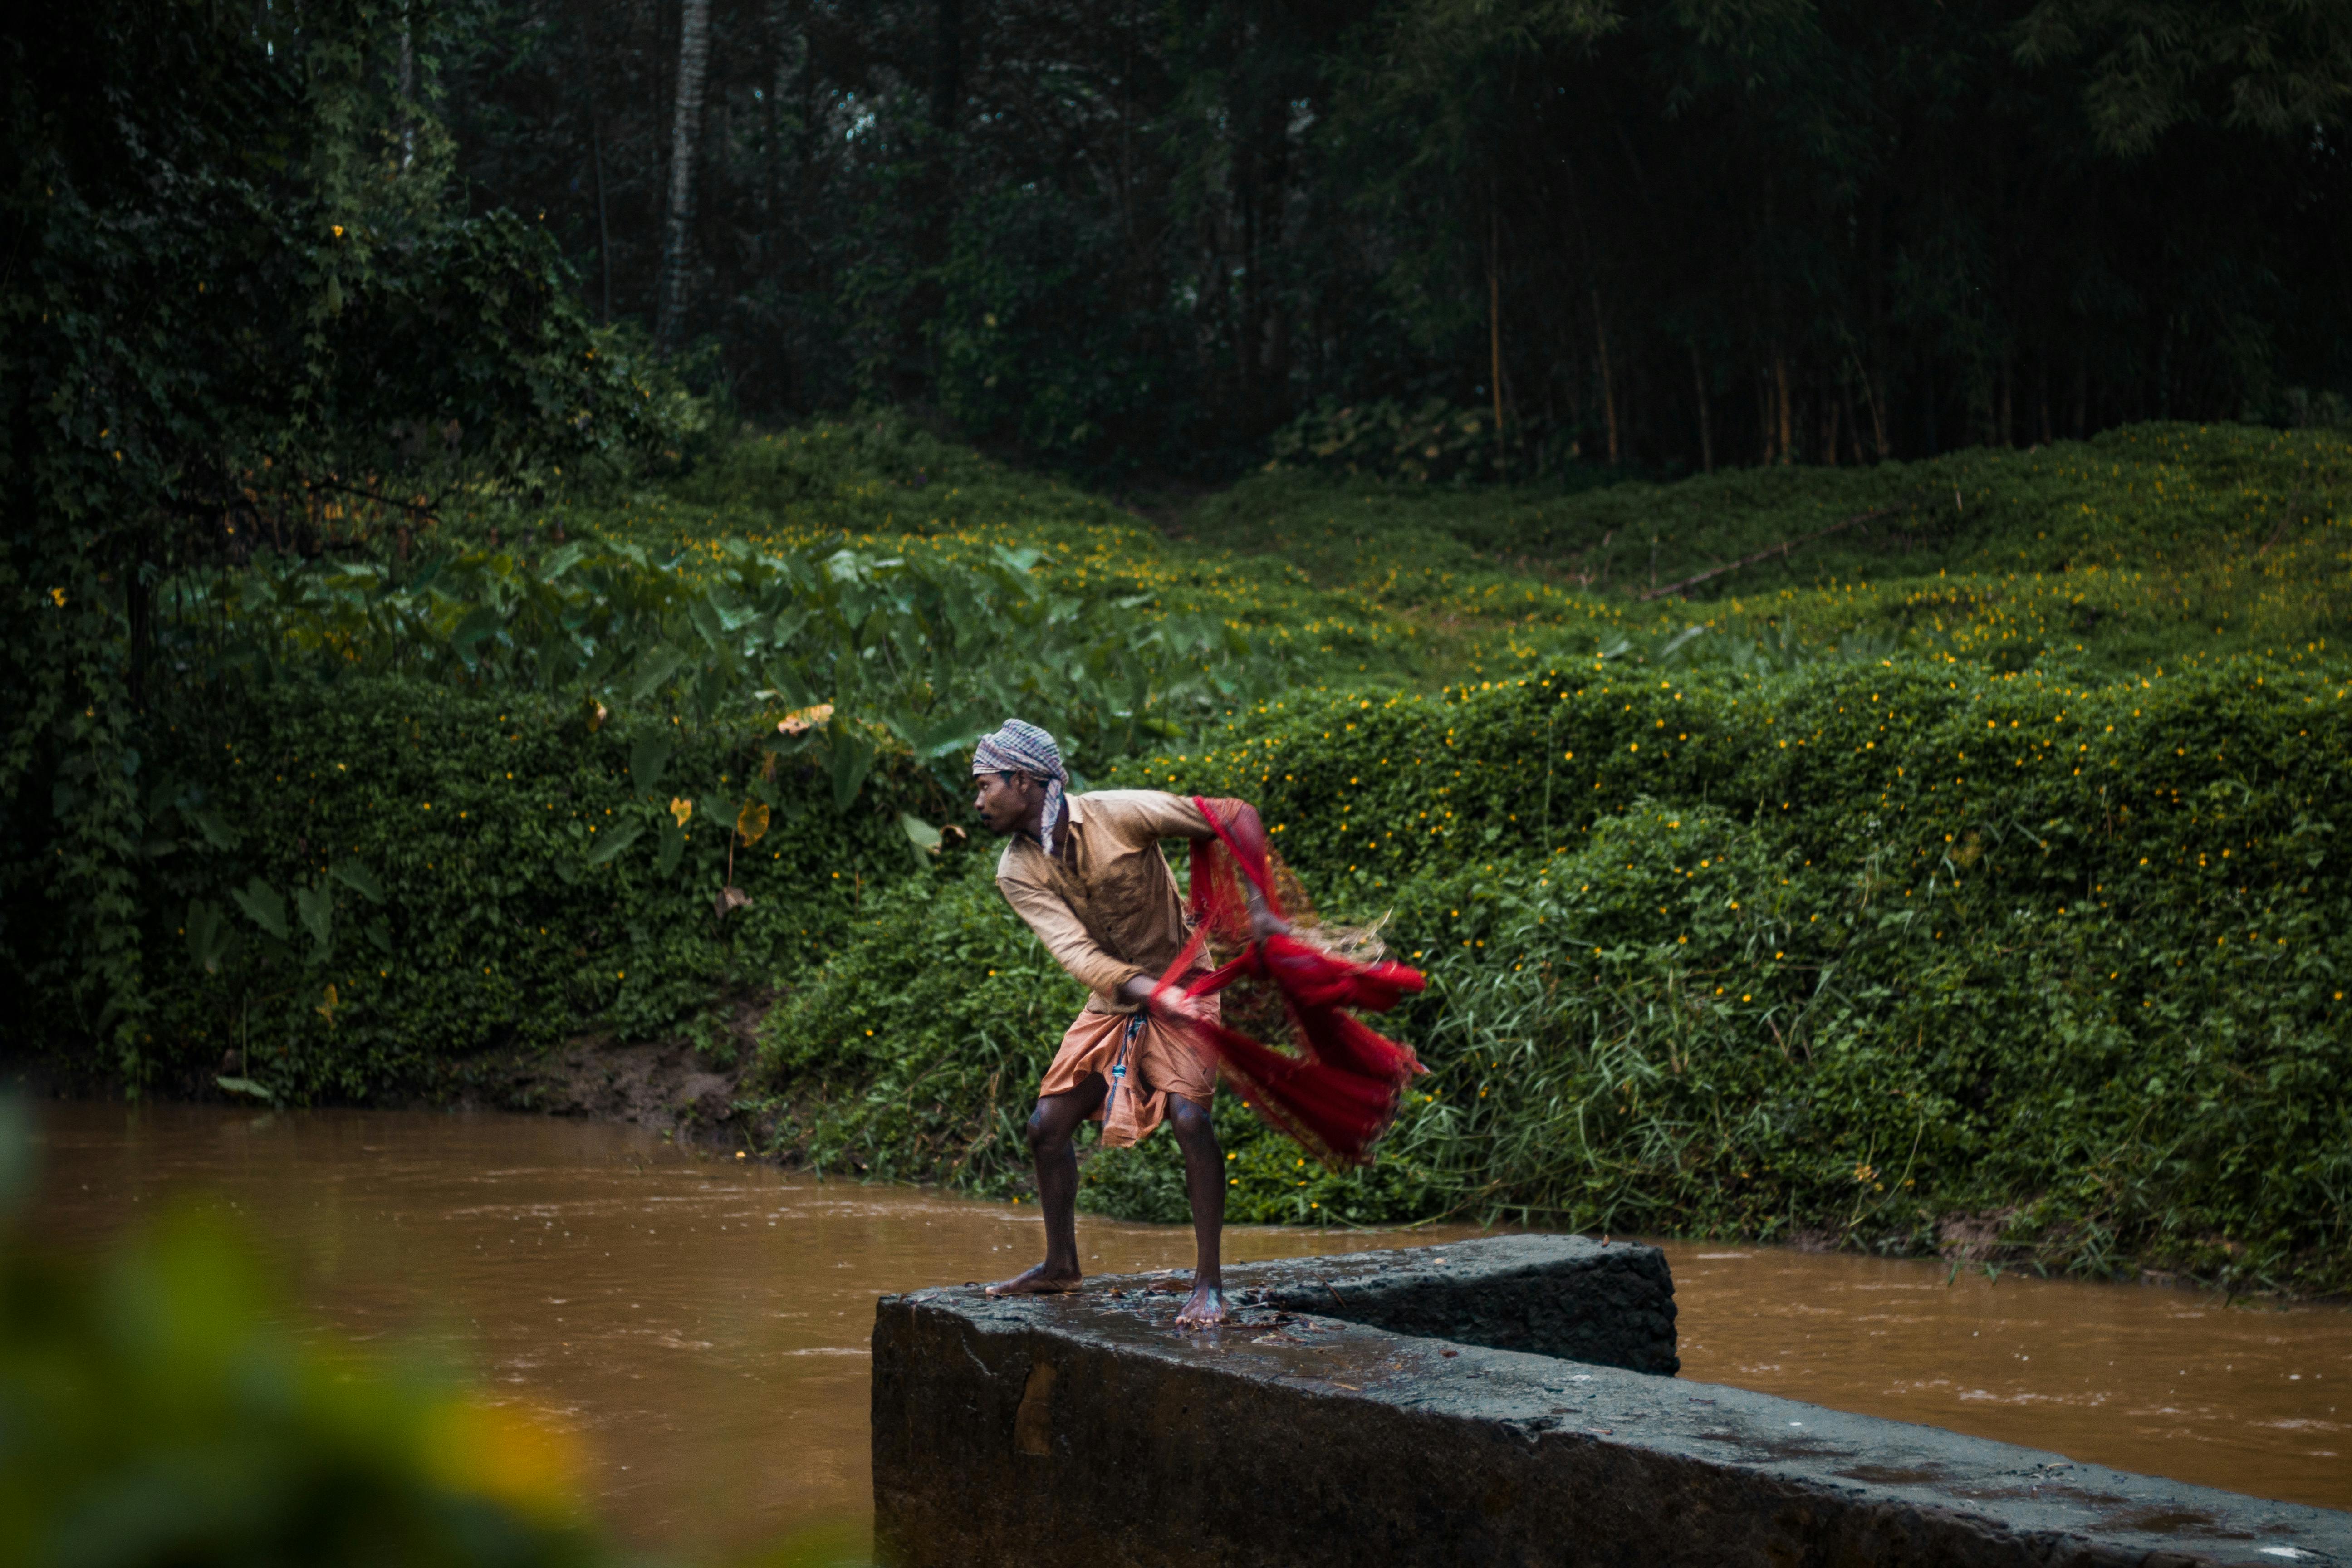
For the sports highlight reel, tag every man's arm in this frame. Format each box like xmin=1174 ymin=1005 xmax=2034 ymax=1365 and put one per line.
xmin=1093 ymin=789 xmax=1291 ymax=942
xmin=999 ymin=872 xmax=1151 ymax=1002
xmin=1101 ymin=792 xmax=1290 ymax=1016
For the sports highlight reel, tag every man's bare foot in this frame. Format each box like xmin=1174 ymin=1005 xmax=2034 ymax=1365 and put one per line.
xmin=1174 ymin=1281 xmax=1226 ymax=1330
xmin=985 ymin=1263 xmax=1082 ymax=1297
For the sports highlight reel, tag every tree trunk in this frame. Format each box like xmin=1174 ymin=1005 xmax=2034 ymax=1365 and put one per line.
xmin=656 ymin=0 xmax=713 ymax=356
xmin=1489 ymin=205 xmax=1505 ymax=471
xmin=397 ymin=0 xmax=416 ymax=170
xmin=931 ymin=0 xmax=964 ymax=132
xmin=1690 ymin=342 xmax=1712 ymax=473
xmin=590 ymin=113 xmax=612 ymax=324
xmin=1594 ymin=290 xmax=1618 ymax=466
xmin=1774 ymin=349 xmax=1793 ymax=465
xmin=1853 ymin=355 xmax=1890 ymax=461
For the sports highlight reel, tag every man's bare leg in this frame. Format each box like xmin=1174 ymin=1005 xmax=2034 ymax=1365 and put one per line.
xmin=1166 ymin=1095 xmax=1226 ymax=1328
xmin=986 ymin=1076 xmax=1106 ymax=1296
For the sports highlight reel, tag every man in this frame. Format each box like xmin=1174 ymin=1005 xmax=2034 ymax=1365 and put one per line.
xmin=970 ymin=718 xmax=1285 ymax=1330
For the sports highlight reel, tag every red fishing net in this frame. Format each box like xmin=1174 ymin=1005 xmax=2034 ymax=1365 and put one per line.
xmin=1150 ymin=796 xmax=1427 ymax=1166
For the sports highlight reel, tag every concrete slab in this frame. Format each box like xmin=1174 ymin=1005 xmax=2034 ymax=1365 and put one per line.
xmin=872 ymin=1240 xmax=2351 ymax=1568
xmin=1227 ymin=1233 xmax=1678 ymax=1374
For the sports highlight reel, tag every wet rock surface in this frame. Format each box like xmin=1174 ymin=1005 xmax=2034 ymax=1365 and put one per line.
xmin=1227 ymin=1233 xmax=1679 ymax=1374
xmin=872 ymin=1239 xmax=2352 ymax=1568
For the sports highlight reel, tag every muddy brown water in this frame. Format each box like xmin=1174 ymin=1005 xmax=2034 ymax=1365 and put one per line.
xmin=22 ymin=1104 xmax=2352 ymax=1556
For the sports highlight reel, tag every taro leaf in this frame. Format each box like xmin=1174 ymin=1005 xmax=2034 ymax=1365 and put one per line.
xmin=580 ymin=643 xmax=622 ymax=689
xmin=625 ymin=644 xmax=689 ymax=703
xmin=767 ymin=606 xmax=813 ymax=650
xmin=295 ymin=881 xmax=334 ymax=952
xmin=332 ymin=857 xmax=388 ymax=905
xmin=736 ymin=800 xmax=771 ymax=846
xmin=230 ymin=877 xmax=289 ymax=941
xmin=451 ymin=604 xmax=505 ymax=662
xmin=916 ymin=711 xmax=992 ymax=760
xmin=216 ymin=1076 xmax=278 ymax=1105
xmin=655 ymin=818 xmax=686 ymax=877
xmin=583 ymin=818 xmax=647 ymax=866
xmin=629 ymin=735 xmax=676 ymax=798
xmin=185 ymin=899 xmax=236 ymax=975
xmin=538 ymin=540 xmax=588 ymax=581
xmin=688 ymin=597 xmax=728 ymax=651
xmin=190 ymin=808 xmax=241 ymax=851
xmin=827 ymin=731 xmax=877 ymax=812
xmin=364 ymin=918 xmax=395 ymax=956
xmin=900 ymin=813 xmax=943 ymax=855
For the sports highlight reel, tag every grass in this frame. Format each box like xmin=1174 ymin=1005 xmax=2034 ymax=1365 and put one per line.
xmin=535 ymin=414 xmax=2348 ymax=692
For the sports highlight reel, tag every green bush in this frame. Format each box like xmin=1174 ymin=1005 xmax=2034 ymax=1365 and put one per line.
xmin=754 ymin=654 xmax=2352 ymax=1292
xmin=81 ymin=677 xmax=925 ymax=1101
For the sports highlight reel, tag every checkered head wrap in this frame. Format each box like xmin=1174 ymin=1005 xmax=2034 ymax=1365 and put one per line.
xmin=972 ymin=718 xmax=1070 ymax=855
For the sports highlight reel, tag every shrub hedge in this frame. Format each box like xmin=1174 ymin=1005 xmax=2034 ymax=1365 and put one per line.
xmin=753 ymin=655 xmax=2352 ymax=1293
xmin=78 ymin=676 xmax=936 ymax=1102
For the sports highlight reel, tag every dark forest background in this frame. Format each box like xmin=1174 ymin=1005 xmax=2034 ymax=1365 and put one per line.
xmin=442 ymin=0 xmax=2352 ymax=475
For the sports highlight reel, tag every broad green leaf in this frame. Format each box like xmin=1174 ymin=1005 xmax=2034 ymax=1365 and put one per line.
xmin=625 ymin=644 xmax=689 ymax=703
xmin=629 ymin=735 xmax=676 ymax=798
xmin=538 ymin=541 xmax=588 ymax=581
xmin=185 ymin=900 xmax=236 ymax=975
xmin=900 ymin=813 xmax=943 ymax=854
xmin=230 ymin=878 xmax=289 ymax=942
xmin=451 ymin=604 xmax=504 ymax=653
xmin=331 ymin=858 xmax=387 ymax=905
xmin=584 ymin=818 xmax=647 ymax=865
xmin=295 ymin=882 xmax=334 ymax=951
xmin=655 ymin=818 xmax=686 ymax=877
xmin=688 ymin=597 xmax=728 ymax=651
xmin=828 ymin=732 xmax=877 ymax=812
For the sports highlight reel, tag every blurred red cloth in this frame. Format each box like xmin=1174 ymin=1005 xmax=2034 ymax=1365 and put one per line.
xmin=1150 ymin=796 xmax=1427 ymax=1166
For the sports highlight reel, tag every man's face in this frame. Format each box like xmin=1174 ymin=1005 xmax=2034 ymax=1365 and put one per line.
xmin=972 ymin=770 xmax=1040 ymax=837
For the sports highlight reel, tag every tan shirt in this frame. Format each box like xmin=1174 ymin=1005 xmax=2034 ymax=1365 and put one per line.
xmin=996 ymin=789 xmax=1214 ymax=1013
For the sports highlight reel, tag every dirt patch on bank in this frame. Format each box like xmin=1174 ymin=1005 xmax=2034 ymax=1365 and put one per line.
xmin=471 ymin=991 xmax=769 ymax=1146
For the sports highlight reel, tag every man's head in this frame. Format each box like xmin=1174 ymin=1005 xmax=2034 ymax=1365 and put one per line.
xmin=972 ymin=768 xmax=1047 ymax=838
xmin=970 ymin=719 xmax=1069 ymax=850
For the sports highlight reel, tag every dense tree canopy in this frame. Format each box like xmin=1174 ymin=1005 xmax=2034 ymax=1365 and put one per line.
xmin=444 ymin=0 xmax=2352 ymax=473
xmin=0 ymin=0 xmax=667 ymax=1065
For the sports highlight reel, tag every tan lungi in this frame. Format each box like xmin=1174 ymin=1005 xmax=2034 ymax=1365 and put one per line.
xmin=1038 ymin=1000 xmax=1219 ymax=1147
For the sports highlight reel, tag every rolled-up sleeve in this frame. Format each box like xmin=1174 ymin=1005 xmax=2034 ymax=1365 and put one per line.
xmin=997 ymin=866 xmax=1149 ymax=1000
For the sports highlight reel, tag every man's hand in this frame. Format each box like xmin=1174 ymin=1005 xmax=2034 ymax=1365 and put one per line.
xmin=1119 ymin=973 xmax=1210 ymax=1023
xmin=1243 ymin=878 xmax=1289 ymax=941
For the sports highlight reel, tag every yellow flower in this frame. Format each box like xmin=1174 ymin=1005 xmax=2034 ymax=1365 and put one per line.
xmin=669 ymin=797 xmax=693 ymax=828
xmin=49 ymin=588 xmax=66 ymax=606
